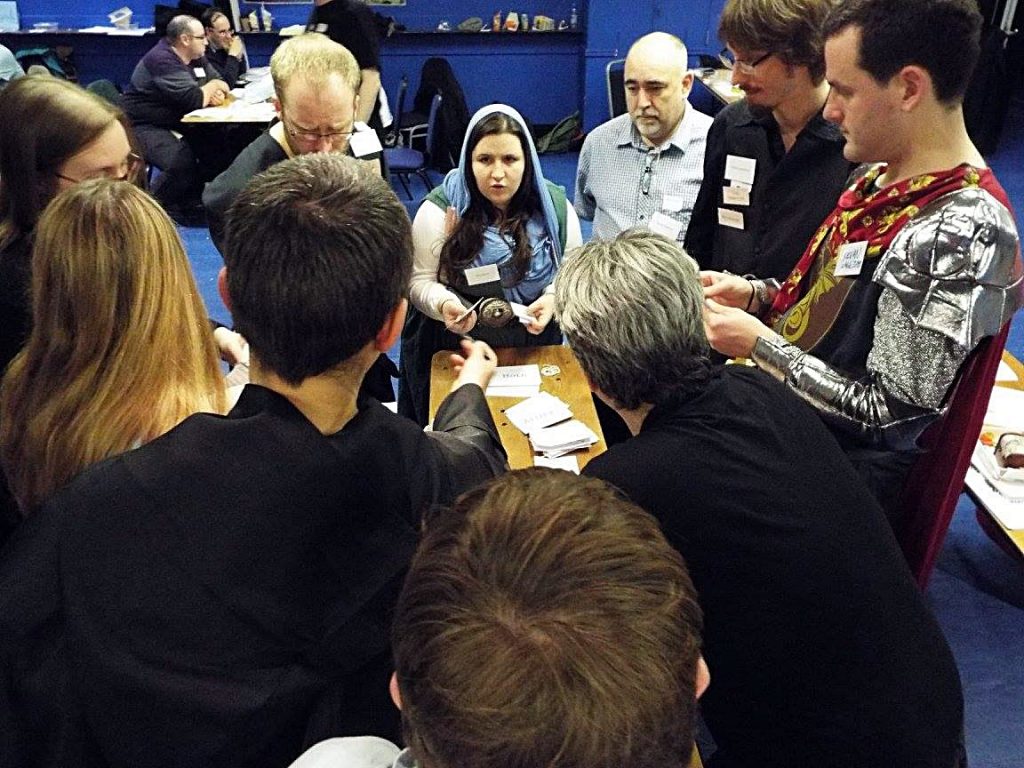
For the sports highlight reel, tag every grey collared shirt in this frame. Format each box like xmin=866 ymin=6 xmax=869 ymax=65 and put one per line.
xmin=574 ymin=103 xmax=713 ymax=241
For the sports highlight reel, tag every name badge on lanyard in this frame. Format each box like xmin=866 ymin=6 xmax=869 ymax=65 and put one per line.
xmin=834 ymin=241 xmax=868 ymax=277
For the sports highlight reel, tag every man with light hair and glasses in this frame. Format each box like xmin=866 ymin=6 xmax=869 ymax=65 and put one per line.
xmin=685 ymin=0 xmax=853 ymax=281
xmin=574 ymin=32 xmax=712 ymax=243
xmin=204 ymin=32 xmax=383 ymax=252
xmin=558 ymin=230 xmax=965 ymax=767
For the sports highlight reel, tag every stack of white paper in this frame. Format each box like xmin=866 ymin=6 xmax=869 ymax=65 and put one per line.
xmin=530 ymin=419 xmax=600 ymax=458
xmin=505 ymin=392 xmax=572 ymax=434
xmin=485 ymin=364 xmax=542 ymax=399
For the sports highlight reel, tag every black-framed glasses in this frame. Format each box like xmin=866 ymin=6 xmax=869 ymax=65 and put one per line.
xmin=54 ymin=151 xmax=143 ymax=184
xmin=719 ymin=49 xmax=773 ymax=75
xmin=281 ymin=112 xmax=354 ymax=145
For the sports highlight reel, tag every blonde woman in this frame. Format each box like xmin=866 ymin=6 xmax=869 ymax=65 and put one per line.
xmin=0 ymin=179 xmax=227 ymax=515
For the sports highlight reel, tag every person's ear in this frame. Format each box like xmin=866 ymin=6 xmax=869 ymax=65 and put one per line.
xmin=375 ymin=298 xmax=408 ymax=352
xmin=389 ymin=671 xmax=403 ymax=711
xmin=217 ymin=266 xmax=234 ymax=315
xmin=895 ymin=65 xmax=928 ymax=112
xmin=681 ymin=71 xmax=694 ymax=99
xmin=272 ymin=96 xmax=282 ymax=116
xmin=695 ymin=656 xmax=710 ymax=699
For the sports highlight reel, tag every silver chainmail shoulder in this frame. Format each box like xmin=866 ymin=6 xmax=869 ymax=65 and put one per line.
xmin=752 ymin=185 xmax=1022 ymax=450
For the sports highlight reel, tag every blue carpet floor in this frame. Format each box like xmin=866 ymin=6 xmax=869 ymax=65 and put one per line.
xmin=178 ymin=97 xmax=1024 ymax=765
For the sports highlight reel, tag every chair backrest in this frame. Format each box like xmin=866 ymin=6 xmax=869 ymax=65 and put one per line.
xmin=895 ymin=322 xmax=1011 ymax=588
xmin=606 ymin=58 xmax=627 ymax=119
xmin=394 ymin=75 xmax=408 ymax=123
xmin=424 ymin=91 xmax=443 ymax=163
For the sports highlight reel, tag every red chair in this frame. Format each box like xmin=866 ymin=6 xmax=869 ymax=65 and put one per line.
xmin=895 ymin=322 xmax=1011 ymax=589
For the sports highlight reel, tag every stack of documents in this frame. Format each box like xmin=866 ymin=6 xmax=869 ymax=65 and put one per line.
xmin=485 ymin=364 xmax=541 ymax=399
xmin=529 ymin=419 xmax=600 ymax=458
xmin=504 ymin=392 xmax=571 ymax=434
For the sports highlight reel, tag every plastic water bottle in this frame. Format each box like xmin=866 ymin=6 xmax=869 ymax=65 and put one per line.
xmin=570 ymin=4 xmax=578 ymax=30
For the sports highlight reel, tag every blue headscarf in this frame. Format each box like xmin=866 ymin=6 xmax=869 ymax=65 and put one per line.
xmin=439 ymin=105 xmax=563 ymax=303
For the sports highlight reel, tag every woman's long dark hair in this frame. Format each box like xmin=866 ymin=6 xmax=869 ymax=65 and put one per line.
xmin=439 ymin=113 xmax=543 ymax=286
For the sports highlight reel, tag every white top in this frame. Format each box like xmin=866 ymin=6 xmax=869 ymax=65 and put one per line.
xmin=408 ymin=199 xmax=583 ymax=321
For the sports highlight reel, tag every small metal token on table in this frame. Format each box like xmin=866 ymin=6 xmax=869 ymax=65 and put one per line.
xmin=540 ymin=365 xmax=560 ymax=377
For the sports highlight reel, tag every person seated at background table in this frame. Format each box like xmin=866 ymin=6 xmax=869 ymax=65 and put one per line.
xmin=290 ymin=469 xmax=709 ymax=768
xmin=122 ymin=14 xmax=229 ymax=223
xmin=684 ymin=0 xmax=853 ymax=281
xmin=0 ymin=153 xmax=506 ymax=768
xmin=204 ymin=32 xmax=382 ymax=254
xmin=202 ymin=8 xmax=247 ymax=89
xmin=399 ymin=104 xmax=582 ymax=425
xmin=557 ymin=230 xmax=965 ymax=768
xmin=702 ymin=0 xmax=1022 ymax=522
xmin=0 ymin=179 xmax=226 ymax=525
xmin=575 ymin=32 xmax=712 ymax=243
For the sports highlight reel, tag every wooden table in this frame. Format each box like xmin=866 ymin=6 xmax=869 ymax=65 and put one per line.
xmin=965 ymin=351 xmax=1024 ymax=561
xmin=429 ymin=345 xmax=606 ymax=471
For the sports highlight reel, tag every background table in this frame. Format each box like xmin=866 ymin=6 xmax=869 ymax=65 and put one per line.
xmin=966 ymin=351 xmax=1024 ymax=561
xmin=429 ymin=345 xmax=607 ymax=471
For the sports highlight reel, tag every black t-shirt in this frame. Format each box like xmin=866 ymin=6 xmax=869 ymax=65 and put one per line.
xmin=685 ymin=99 xmax=853 ymax=281
xmin=307 ymin=0 xmax=384 ymax=132
xmin=584 ymin=366 xmax=963 ymax=768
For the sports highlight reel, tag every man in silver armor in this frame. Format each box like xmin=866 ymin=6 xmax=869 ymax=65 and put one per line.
xmin=701 ymin=0 xmax=1022 ymax=518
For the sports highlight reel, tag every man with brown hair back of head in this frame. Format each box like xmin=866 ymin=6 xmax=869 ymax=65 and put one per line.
xmin=290 ymin=468 xmax=708 ymax=768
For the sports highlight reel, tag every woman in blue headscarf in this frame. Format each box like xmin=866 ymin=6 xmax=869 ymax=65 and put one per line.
xmin=398 ymin=104 xmax=582 ymax=424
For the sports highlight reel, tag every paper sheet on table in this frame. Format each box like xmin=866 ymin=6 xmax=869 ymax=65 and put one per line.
xmin=529 ymin=419 xmax=599 ymax=457
xmin=967 ymin=466 xmax=1024 ymax=529
xmin=183 ymin=101 xmax=277 ymax=121
xmin=996 ymin=360 xmax=1017 ymax=382
xmin=504 ymin=392 xmax=572 ymax=434
xmin=484 ymin=384 xmax=540 ymax=399
xmin=533 ymin=455 xmax=580 ymax=473
xmin=984 ymin=387 xmax=1024 ymax=430
xmin=489 ymin=365 xmax=541 ymax=387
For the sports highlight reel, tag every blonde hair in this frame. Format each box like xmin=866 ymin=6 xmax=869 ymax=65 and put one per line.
xmin=0 ymin=180 xmax=226 ymax=513
xmin=271 ymin=32 xmax=361 ymax=104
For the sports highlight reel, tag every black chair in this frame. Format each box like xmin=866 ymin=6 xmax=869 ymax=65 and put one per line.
xmin=606 ymin=58 xmax=626 ymax=118
xmin=385 ymin=92 xmax=441 ymax=200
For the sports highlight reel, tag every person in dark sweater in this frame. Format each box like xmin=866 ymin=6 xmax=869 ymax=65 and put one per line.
xmin=202 ymin=8 xmax=247 ymax=88
xmin=123 ymin=14 xmax=228 ymax=217
xmin=554 ymin=230 xmax=965 ymax=768
xmin=0 ymin=153 xmax=506 ymax=768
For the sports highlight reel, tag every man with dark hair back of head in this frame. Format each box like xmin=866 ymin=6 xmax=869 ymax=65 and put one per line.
xmin=559 ymin=230 xmax=966 ymax=767
xmin=122 ymin=14 xmax=229 ymax=221
xmin=703 ymin=0 xmax=1022 ymax=520
xmin=0 ymin=153 xmax=507 ymax=767
xmin=685 ymin=0 xmax=854 ymax=282
xmin=289 ymin=468 xmax=709 ymax=768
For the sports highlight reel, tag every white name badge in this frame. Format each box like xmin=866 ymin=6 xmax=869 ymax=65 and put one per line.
xmin=722 ymin=185 xmax=750 ymax=207
xmin=661 ymin=194 xmax=685 ymax=213
xmin=314 ymin=23 xmax=328 ymax=33
xmin=464 ymin=263 xmax=500 ymax=286
xmin=648 ymin=211 xmax=683 ymax=240
xmin=193 ymin=67 xmax=206 ymax=78
xmin=834 ymin=241 xmax=868 ymax=277
xmin=717 ymin=207 xmax=745 ymax=230
xmin=348 ymin=128 xmax=383 ymax=157
xmin=724 ymin=154 xmax=756 ymax=186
